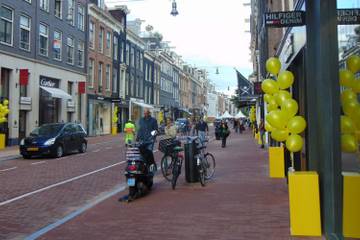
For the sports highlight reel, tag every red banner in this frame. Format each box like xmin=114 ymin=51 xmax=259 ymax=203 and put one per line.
xmin=19 ymin=69 xmax=29 ymax=86
xmin=78 ymin=82 xmax=86 ymax=94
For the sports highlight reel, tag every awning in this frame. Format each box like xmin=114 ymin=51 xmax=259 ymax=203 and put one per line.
xmin=131 ymin=99 xmax=154 ymax=109
xmin=40 ymin=86 xmax=72 ymax=100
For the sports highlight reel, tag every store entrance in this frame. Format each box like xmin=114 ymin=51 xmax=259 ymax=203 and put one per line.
xmin=39 ymin=89 xmax=60 ymax=125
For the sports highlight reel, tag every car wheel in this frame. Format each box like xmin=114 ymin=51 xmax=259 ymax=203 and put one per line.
xmin=22 ymin=154 xmax=31 ymax=159
xmin=79 ymin=142 xmax=87 ymax=153
xmin=55 ymin=145 xmax=64 ymax=158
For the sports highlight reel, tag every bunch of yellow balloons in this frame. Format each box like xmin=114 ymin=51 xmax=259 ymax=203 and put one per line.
xmin=262 ymin=57 xmax=307 ymax=153
xmin=112 ymin=106 xmax=118 ymax=124
xmin=0 ymin=99 xmax=10 ymax=124
xmin=249 ymin=106 xmax=256 ymax=123
xmin=339 ymin=55 xmax=360 ymax=153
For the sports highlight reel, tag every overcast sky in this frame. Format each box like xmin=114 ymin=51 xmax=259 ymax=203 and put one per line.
xmin=105 ymin=0 xmax=253 ymax=94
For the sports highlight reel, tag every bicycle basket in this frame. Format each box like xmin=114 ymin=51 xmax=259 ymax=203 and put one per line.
xmin=158 ymin=137 xmax=176 ymax=153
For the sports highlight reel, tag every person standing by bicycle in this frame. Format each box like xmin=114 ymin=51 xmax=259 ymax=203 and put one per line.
xmin=165 ymin=118 xmax=177 ymax=138
xmin=219 ymin=120 xmax=230 ymax=148
xmin=137 ymin=108 xmax=158 ymax=170
xmin=196 ymin=117 xmax=209 ymax=144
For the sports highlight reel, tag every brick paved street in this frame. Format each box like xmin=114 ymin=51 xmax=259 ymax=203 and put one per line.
xmin=27 ymin=130 xmax=323 ymax=240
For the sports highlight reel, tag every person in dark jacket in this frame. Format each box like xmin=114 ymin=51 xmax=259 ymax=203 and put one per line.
xmin=137 ymin=108 xmax=158 ymax=168
xmin=219 ymin=120 xmax=230 ymax=148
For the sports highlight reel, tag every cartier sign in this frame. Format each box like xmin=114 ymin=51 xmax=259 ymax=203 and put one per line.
xmin=39 ymin=76 xmax=59 ymax=88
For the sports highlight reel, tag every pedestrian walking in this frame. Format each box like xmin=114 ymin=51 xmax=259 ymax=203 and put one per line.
xmin=124 ymin=119 xmax=135 ymax=146
xmin=196 ymin=117 xmax=209 ymax=143
xmin=219 ymin=120 xmax=230 ymax=148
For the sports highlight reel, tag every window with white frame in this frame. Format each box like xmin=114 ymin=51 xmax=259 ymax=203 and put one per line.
xmin=89 ymin=21 xmax=94 ymax=49
xmin=0 ymin=6 xmax=13 ymax=45
xmin=67 ymin=0 xmax=75 ymax=26
xmin=40 ymin=0 xmax=49 ymax=12
xmin=106 ymin=64 xmax=110 ymax=90
xmin=112 ymin=67 xmax=117 ymax=93
xmin=53 ymin=30 xmax=62 ymax=60
xmin=77 ymin=4 xmax=84 ymax=31
xmin=77 ymin=40 xmax=84 ymax=67
xmin=19 ymin=15 xmax=30 ymax=51
xmin=125 ymin=43 xmax=129 ymax=65
xmin=140 ymin=54 xmax=143 ymax=71
xmin=39 ymin=23 xmax=48 ymax=56
xmin=88 ymin=58 xmax=94 ymax=87
xmin=99 ymin=27 xmax=104 ymax=53
xmin=106 ymin=31 xmax=111 ymax=57
xmin=55 ymin=0 xmax=62 ymax=18
xmin=98 ymin=62 xmax=103 ymax=91
xmin=113 ymin=35 xmax=118 ymax=60
xmin=130 ymin=47 xmax=134 ymax=67
xmin=66 ymin=36 xmax=74 ymax=64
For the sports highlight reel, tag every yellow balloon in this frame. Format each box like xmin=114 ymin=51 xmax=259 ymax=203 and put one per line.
xmin=265 ymin=122 xmax=276 ymax=132
xmin=287 ymin=116 xmax=307 ymax=134
xmin=343 ymin=99 xmax=360 ymax=117
xmin=266 ymin=57 xmax=281 ymax=75
xmin=3 ymin=99 xmax=9 ymax=106
xmin=349 ymin=107 xmax=360 ymax=130
xmin=339 ymin=70 xmax=355 ymax=88
xmin=266 ymin=110 xmax=288 ymax=129
xmin=341 ymin=89 xmax=357 ymax=105
xmin=346 ymin=55 xmax=360 ymax=73
xmin=281 ymin=98 xmax=298 ymax=118
xmin=277 ymin=71 xmax=294 ymax=89
xmin=352 ymin=79 xmax=360 ymax=93
xmin=264 ymin=94 xmax=272 ymax=103
xmin=286 ymin=134 xmax=303 ymax=152
xmin=341 ymin=134 xmax=357 ymax=153
xmin=261 ymin=79 xmax=279 ymax=95
xmin=356 ymin=131 xmax=360 ymax=143
xmin=275 ymin=90 xmax=291 ymax=106
xmin=0 ymin=117 xmax=6 ymax=123
xmin=341 ymin=115 xmax=356 ymax=134
xmin=267 ymin=102 xmax=278 ymax=112
xmin=271 ymin=128 xmax=289 ymax=142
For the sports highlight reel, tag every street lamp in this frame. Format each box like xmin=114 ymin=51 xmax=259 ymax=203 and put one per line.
xmin=170 ymin=0 xmax=179 ymax=16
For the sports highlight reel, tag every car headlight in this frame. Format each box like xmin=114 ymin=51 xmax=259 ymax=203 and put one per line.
xmin=44 ymin=138 xmax=56 ymax=146
xmin=20 ymin=139 xmax=25 ymax=146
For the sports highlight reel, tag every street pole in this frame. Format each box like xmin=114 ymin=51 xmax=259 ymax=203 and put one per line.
xmin=305 ymin=1 xmax=343 ymax=238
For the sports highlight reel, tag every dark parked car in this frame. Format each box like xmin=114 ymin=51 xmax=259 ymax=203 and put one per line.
xmin=19 ymin=123 xmax=87 ymax=159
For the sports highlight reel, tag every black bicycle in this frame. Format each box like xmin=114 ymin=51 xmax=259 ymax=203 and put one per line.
xmin=195 ymin=139 xmax=216 ymax=186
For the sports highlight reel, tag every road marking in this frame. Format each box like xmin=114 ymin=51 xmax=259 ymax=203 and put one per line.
xmin=105 ymin=146 xmax=112 ymax=150
xmin=92 ymin=149 xmax=100 ymax=153
xmin=0 ymin=167 xmax=17 ymax=172
xmin=25 ymin=184 xmax=127 ymax=240
xmin=31 ymin=161 xmax=46 ymax=166
xmin=0 ymin=161 xmax=126 ymax=207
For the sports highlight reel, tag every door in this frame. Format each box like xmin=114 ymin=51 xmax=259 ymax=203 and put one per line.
xmin=19 ymin=111 xmax=27 ymax=140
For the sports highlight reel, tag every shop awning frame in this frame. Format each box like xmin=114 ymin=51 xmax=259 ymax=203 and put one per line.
xmin=40 ymin=86 xmax=72 ymax=100
xmin=131 ymin=99 xmax=154 ymax=109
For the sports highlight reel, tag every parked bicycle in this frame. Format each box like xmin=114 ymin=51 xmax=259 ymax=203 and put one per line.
xmin=159 ymin=138 xmax=184 ymax=190
xmin=194 ymin=138 xmax=216 ymax=186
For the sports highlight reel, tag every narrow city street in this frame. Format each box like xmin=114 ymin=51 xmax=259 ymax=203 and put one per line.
xmin=0 ymin=130 xmax=321 ymax=240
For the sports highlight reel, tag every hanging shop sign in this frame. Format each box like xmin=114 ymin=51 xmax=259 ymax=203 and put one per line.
xmin=39 ymin=76 xmax=59 ymax=88
xmin=337 ymin=9 xmax=360 ymax=25
xmin=265 ymin=11 xmax=305 ymax=28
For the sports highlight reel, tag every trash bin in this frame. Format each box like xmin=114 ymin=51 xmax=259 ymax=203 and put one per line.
xmin=184 ymin=136 xmax=199 ymax=183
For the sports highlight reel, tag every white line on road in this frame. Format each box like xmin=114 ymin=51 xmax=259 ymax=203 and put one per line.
xmin=105 ymin=147 xmax=112 ymax=150
xmin=0 ymin=161 xmax=126 ymax=207
xmin=0 ymin=167 xmax=17 ymax=172
xmin=92 ymin=149 xmax=100 ymax=153
xmin=31 ymin=161 xmax=46 ymax=165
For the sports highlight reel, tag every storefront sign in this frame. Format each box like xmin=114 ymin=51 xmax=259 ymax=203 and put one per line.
xmin=39 ymin=76 xmax=59 ymax=88
xmin=19 ymin=69 xmax=29 ymax=86
xmin=265 ymin=11 xmax=305 ymax=28
xmin=111 ymin=98 xmax=122 ymax=103
xmin=97 ymin=96 xmax=104 ymax=100
xmin=337 ymin=9 xmax=360 ymax=25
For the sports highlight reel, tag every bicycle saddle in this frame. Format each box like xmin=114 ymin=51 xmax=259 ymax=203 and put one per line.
xmin=173 ymin=146 xmax=183 ymax=152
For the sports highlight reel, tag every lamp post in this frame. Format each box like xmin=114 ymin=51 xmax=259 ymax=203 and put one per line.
xmin=170 ymin=0 xmax=179 ymax=16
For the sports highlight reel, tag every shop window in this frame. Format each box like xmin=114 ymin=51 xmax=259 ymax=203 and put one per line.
xmin=19 ymin=15 xmax=30 ymax=51
xmin=55 ymin=0 xmax=62 ymax=19
xmin=0 ymin=6 xmax=14 ymax=45
xmin=53 ymin=30 xmax=62 ymax=60
xmin=39 ymin=23 xmax=48 ymax=56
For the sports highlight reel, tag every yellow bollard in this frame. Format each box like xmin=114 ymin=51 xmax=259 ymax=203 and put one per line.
xmin=268 ymin=146 xmax=285 ymax=178
xmin=0 ymin=133 xmax=5 ymax=149
xmin=288 ymin=171 xmax=322 ymax=236
xmin=111 ymin=126 xmax=117 ymax=135
xmin=343 ymin=172 xmax=360 ymax=238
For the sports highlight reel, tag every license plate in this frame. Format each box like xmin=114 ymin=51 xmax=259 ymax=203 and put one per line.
xmin=27 ymin=147 xmax=39 ymax=151
xmin=127 ymin=178 xmax=135 ymax=186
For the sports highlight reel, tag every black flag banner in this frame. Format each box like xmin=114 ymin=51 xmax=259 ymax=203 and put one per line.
xmin=235 ymin=69 xmax=253 ymax=96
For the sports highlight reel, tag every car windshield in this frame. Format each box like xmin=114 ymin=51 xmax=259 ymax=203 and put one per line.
xmin=30 ymin=124 xmax=65 ymax=137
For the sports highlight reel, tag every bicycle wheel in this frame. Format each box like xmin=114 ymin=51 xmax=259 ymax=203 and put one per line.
xmin=204 ymin=153 xmax=216 ymax=180
xmin=199 ymin=162 xmax=206 ymax=187
xmin=161 ymin=154 xmax=174 ymax=181
xmin=171 ymin=162 xmax=180 ymax=190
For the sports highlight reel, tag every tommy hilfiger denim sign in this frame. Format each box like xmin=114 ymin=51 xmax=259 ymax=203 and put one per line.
xmin=265 ymin=11 xmax=305 ymax=28
xmin=338 ymin=9 xmax=360 ymax=25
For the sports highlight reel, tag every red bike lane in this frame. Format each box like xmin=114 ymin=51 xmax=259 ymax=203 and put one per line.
xmin=35 ymin=131 xmax=322 ymax=240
